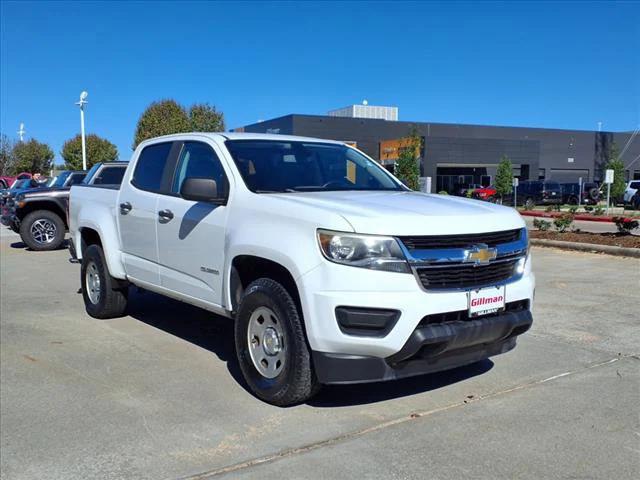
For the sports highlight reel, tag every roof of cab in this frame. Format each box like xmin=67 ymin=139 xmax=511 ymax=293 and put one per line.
xmin=138 ymin=131 xmax=344 ymax=145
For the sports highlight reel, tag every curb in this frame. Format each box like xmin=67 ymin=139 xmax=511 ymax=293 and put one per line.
xmin=520 ymin=211 xmax=617 ymax=223
xmin=530 ymin=238 xmax=640 ymax=258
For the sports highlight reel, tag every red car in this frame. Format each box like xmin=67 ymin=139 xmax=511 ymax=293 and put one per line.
xmin=0 ymin=172 xmax=32 ymax=189
xmin=472 ymin=185 xmax=497 ymax=202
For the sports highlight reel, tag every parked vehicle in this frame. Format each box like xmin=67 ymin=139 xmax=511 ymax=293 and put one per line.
xmin=69 ymin=133 xmax=534 ymax=406
xmin=457 ymin=184 xmax=482 ymax=197
xmin=623 ymin=180 xmax=640 ymax=205
xmin=0 ymin=172 xmax=33 ymax=189
xmin=1 ymin=162 xmax=127 ymax=250
xmin=559 ymin=182 xmax=600 ymax=205
xmin=472 ymin=185 xmax=498 ymax=202
xmin=504 ymin=180 xmax=562 ymax=208
xmin=631 ymin=191 xmax=640 ymax=210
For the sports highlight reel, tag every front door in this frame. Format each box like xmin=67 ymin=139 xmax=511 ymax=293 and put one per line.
xmin=118 ymin=141 xmax=177 ymax=285
xmin=156 ymin=141 xmax=229 ymax=306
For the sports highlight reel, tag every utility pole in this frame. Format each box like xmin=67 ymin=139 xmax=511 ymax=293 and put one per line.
xmin=17 ymin=123 xmax=26 ymax=142
xmin=75 ymin=91 xmax=88 ymax=170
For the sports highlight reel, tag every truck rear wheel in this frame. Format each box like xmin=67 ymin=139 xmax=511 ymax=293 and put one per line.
xmin=20 ymin=210 xmax=65 ymax=251
xmin=235 ymin=278 xmax=319 ymax=406
xmin=81 ymin=244 xmax=128 ymax=319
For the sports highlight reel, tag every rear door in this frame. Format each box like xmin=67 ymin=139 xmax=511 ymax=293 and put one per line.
xmin=118 ymin=142 xmax=179 ymax=286
xmin=156 ymin=140 xmax=230 ymax=306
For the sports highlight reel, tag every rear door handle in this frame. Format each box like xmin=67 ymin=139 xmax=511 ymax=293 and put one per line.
xmin=119 ymin=202 xmax=132 ymax=214
xmin=158 ymin=209 xmax=174 ymax=223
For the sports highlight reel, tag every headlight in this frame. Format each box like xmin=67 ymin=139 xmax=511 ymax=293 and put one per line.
xmin=317 ymin=230 xmax=410 ymax=273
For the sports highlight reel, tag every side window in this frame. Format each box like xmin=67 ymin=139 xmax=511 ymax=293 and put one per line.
xmin=94 ymin=166 xmax=126 ymax=185
xmin=68 ymin=174 xmax=86 ymax=186
xmin=172 ymin=142 xmax=227 ymax=195
xmin=132 ymin=143 xmax=173 ymax=192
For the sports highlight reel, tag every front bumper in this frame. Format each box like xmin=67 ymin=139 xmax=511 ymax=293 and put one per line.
xmin=0 ymin=213 xmax=19 ymax=230
xmin=298 ymin=257 xmax=535 ymax=359
xmin=312 ymin=308 xmax=531 ymax=384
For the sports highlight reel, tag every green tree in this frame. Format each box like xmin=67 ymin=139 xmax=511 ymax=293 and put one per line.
xmin=133 ymin=99 xmax=190 ymax=149
xmin=61 ymin=134 xmax=118 ymax=170
xmin=394 ymin=127 xmax=422 ymax=190
xmin=604 ymin=142 xmax=626 ymax=199
xmin=11 ymin=139 xmax=54 ymax=174
xmin=189 ymin=103 xmax=225 ymax=132
xmin=495 ymin=155 xmax=514 ymax=200
xmin=0 ymin=134 xmax=16 ymax=175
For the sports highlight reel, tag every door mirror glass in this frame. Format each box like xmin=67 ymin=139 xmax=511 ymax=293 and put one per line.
xmin=180 ymin=177 xmax=222 ymax=203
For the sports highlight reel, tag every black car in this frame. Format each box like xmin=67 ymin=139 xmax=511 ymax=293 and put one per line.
xmin=505 ymin=180 xmax=563 ymax=208
xmin=559 ymin=182 xmax=600 ymax=205
xmin=1 ymin=162 xmax=127 ymax=250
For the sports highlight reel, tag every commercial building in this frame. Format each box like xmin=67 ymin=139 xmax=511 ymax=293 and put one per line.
xmin=236 ymin=106 xmax=640 ymax=194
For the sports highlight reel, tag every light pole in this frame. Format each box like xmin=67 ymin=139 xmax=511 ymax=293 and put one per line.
xmin=76 ymin=91 xmax=88 ymax=170
xmin=17 ymin=123 xmax=26 ymax=142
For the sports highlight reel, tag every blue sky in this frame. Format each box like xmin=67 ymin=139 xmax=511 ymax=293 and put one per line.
xmin=1 ymin=1 xmax=638 ymax=164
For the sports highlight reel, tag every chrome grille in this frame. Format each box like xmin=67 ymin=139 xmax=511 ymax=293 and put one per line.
xmin=399 ymin=229 xmax=521 ymax=250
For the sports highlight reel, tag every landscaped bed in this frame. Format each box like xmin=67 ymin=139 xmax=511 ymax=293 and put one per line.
xmin=530 ymin=230 xmax=640 ymax=248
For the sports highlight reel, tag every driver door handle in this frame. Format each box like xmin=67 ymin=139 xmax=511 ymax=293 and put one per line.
xmin=119 ymin=202 xmax=132 ymax=214
xmin=158 ymin=209 xmax=174 ymax=223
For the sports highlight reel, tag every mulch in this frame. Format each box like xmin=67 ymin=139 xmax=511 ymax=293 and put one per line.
xmin=530 ymin=230 xmax=640 ymax=248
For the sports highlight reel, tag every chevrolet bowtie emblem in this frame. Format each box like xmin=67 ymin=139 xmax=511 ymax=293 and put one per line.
xmin=465 ymin=244 xmax=497 ymax=265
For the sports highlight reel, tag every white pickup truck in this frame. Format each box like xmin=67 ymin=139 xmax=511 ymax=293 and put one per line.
xmin=69 ymin=133 xmax=534 ymax=405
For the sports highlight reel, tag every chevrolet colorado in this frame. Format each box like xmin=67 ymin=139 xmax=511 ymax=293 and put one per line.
xmin=69 ymin=133 xmax=534 ymax=406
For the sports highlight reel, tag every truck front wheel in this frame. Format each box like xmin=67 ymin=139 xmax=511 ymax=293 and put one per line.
xmin=235 ymin=278 xmax=319 ymax=406
xmin=20 ymin=210 xmax=65 ymax=251
xmin=81 ymin=244 xmax=128 ymax=319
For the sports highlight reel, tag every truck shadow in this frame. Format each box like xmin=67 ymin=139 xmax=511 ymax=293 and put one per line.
xmin=125 ymin=288 xmax=494 ymax=407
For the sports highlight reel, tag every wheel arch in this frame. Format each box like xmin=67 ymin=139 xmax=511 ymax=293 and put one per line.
xmin=75 ymin=220 xmax=127 ymax=279
xmin=17 ymin=200 xmax=67 ymax=226
xmin=229 ymin=254 xmax=302 ymax=315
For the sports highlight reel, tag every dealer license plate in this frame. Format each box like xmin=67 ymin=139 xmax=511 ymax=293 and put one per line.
xmin=468 ymin=286 xmax=506 ymax=317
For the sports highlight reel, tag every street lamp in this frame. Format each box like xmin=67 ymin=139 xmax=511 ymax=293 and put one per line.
xmin=75 ymin=91 xmax=88 ymax=170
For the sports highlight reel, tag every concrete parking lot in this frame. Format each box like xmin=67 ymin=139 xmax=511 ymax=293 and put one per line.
xmin=1 ymin=228 xmax=638 ymax=480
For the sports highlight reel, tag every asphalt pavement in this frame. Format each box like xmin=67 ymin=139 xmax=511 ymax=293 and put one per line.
xmin=0 ymin=230 xmax=638 ymax=480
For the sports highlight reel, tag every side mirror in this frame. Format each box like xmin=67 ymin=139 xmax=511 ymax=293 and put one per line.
xmin=180 ymin=177 xmax=224 ymax=203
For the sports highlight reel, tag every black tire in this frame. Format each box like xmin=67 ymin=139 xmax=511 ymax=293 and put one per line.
xmin=235 ymin=278 xmax=319 ymax=406
xmin=19 ymin=210 xmax=66 ymax=251
xmin=568 ymin=196 xmax=578 ymax=205
xmin=81 ymin=244 xmax=128 ymax=319
xmin=525 ymin=197 xmax=535 ymax=209
xmin=487 ymin=196 xmax=496 ymax=203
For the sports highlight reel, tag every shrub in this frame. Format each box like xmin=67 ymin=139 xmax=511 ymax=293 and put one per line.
xmin=584 ymin=205 xmax=594 ymax=212
xmin=533 ymin=218 xmax=551 ymax=231
xmin=593 ymin=205 xmax=605 ymax=216
xmin=61 ymin=134 xmax=118 ymax=170
xmin=545 ymin=205 xmax=554 ymax=212
xmin=395 ymin=127 xmax=422 ymax=191
xmin=553 ymin=213 xmax=575 ymax=233
xmin=612 ymin=216 xmax=639 ymax=234
xmin=568 ymin=205 xmax=578 ymax=214
xmin=438 ymin=191 xmax=449 ymax=195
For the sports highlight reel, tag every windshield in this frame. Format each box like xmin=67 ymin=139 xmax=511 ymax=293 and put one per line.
xmin=11 ymin=179 xmax=34 ymax=190
xmin=225 ymin=140 xmax=403 ymax=193
xmin=82 ymin=164 xmax=101 ymax=184
xmin=49 ymin=172 xmax=72 ymax=188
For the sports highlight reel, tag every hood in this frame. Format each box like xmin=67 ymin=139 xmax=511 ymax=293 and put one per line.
xmin=266 ymin=190 xmax=525 ymax=236
xmin=20 ymin=186 xmax=70 ymax=197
